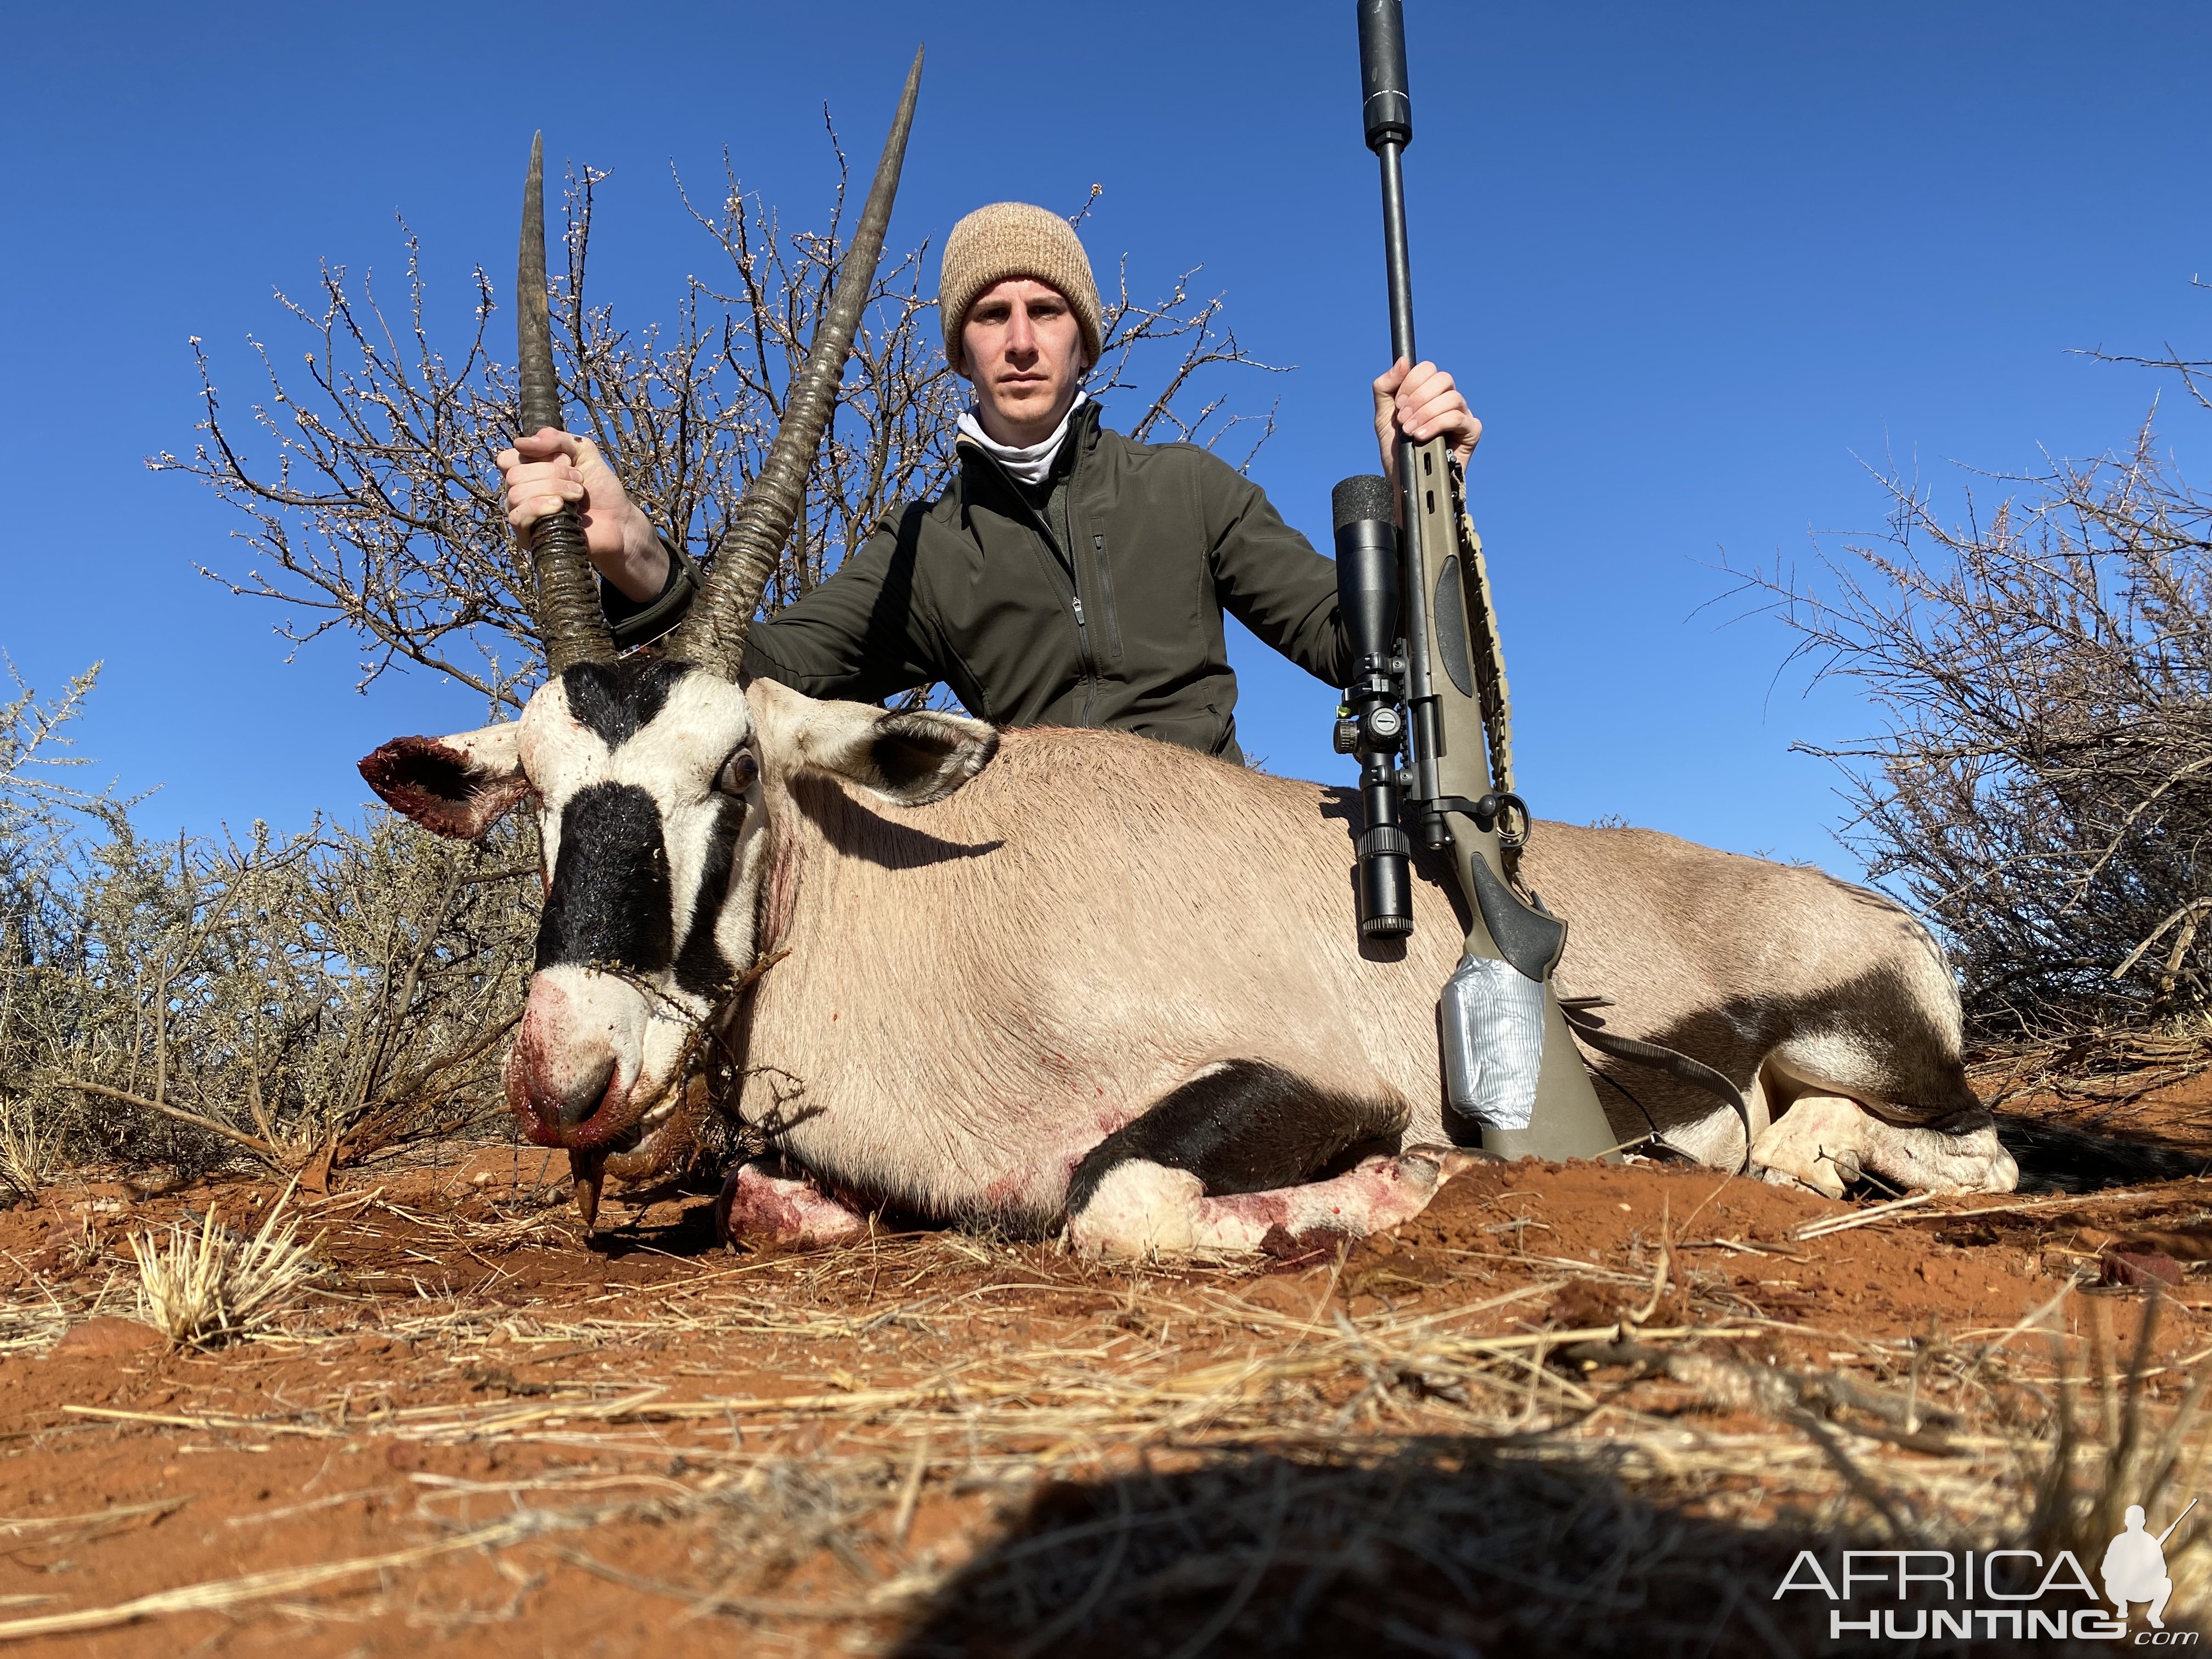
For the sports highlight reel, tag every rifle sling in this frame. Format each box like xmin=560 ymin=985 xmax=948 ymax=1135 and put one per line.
xmin=1559 ymin=1005 xmax=1754 ymax=1173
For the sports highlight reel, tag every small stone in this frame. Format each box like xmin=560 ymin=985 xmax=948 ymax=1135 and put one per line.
xmin=124 ymin=1165 xmax=185 ymax=1199
xmin=49 ymin=1318 xmax=163 ymax=1359
xmin=2102 ymin=1248 xmax=2184 ymax=1289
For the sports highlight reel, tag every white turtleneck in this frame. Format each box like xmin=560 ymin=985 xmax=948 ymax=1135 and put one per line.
xmin=956 ymin=392 xmax=1090 ymax=486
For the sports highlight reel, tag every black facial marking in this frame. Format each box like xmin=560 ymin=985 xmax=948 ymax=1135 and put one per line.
xmin=560 ymin=656 xmax=691 ymax=749
xmin=535 ymin=782 xmax=675 ymax=973
xmin=673 ymin=795 xmax=747 ymax=998
xmin=1062 ymin=1061 xmax=1403 ymax=1221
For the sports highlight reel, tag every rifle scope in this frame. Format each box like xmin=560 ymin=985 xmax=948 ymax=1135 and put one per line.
xmin=1333 ymin=475 xmax=1414 ymax=938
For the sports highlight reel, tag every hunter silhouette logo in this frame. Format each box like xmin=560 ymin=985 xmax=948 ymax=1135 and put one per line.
xmin=1774 ymin=1498 xmax=2199 ymax=1642
xmin=2106 ymin=1500 xmax=2194 ymax=1631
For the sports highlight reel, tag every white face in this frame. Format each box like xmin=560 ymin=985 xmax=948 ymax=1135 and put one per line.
xmin=358 ymin=664 xmax=1000 ymax=1162
xmin=505 ymin=660 xmax=768 ymax=1155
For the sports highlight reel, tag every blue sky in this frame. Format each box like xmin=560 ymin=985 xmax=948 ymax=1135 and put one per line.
xmin=5 ymin=2 xmax=2209 ymax=872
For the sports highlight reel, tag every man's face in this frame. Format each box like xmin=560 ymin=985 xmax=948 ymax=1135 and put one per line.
xmin=960 ymin=276 xmax=1087 ymax=443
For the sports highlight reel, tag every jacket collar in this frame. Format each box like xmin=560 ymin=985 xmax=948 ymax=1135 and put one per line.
xmin=957 ymin=398 xmax=1105 ymax=505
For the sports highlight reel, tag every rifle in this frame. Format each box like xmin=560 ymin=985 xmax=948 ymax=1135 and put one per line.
xmin=1335 ymin=0 xmax=1618 ymax=1159
xmin=2157 ymin=1498 xmax=2198 ymax=1548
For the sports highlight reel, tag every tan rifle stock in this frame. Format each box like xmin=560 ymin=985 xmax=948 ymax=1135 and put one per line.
xmin=1402 ymin=429 xmax=1616 ymax=1159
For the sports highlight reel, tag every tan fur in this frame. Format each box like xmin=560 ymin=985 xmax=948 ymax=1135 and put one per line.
xmin=1521 ymin=825 xmax=1984 ymax=1165
xmin=733 ymin=725 xmax=1985 ymax=1227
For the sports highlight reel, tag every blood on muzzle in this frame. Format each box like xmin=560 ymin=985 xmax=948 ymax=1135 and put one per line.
xmin=505 ymin=977 xmax=640 ymax=1150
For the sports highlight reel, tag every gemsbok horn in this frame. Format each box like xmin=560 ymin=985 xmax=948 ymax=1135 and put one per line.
xmin=670 ymin=47 xmax=924 ymax=675
xmin=516 ymin=131 xmax=619 ymax=673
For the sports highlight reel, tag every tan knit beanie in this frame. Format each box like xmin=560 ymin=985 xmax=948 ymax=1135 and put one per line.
xmin=939 ymin=202 xmax=1104 ymax=373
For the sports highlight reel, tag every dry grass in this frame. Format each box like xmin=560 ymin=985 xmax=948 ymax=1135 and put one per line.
xmin=0 ymin=1100 xmax=52 ymax=1204
xmin=127 ymin=1184 xmax=324 ymax=1346
xmin=11 ymin=1176 xmax=2211 ymax=1654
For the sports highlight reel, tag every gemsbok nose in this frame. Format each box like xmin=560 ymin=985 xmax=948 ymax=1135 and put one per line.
xmin=504 ymin=966 xmax=646 ymax=1150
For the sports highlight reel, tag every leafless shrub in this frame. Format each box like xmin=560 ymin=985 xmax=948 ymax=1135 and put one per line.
xmin=0 ymin=667 xmax=538 ymax=1177
xmin=43 ymin=810 xmax=538 ymax=1173
xmin=154 ymin=132 xmax=1283 ymax=710
xmin=0 ymin=1100 xmax=55 ymax=1204
xmin=1734 ymin=325 xmax=2212 ymax=1041
xmin=1 ymin=127 xmax=1283 ymax=1182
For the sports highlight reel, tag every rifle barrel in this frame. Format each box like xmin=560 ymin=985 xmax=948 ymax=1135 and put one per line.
xmin=1376 ymin=143 xmax=1417 ymax=366
xmin=1359 ymin=0 xmax=1418 ymax=363
xmin=2157 ymin=1496 xmax=2198 ymax=1546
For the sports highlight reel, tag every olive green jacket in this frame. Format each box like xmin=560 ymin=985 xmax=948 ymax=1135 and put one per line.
xmin=607 ymin=402 xmax=1353 ymax=764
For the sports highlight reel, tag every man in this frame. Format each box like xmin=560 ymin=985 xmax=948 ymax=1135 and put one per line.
xmin=498 ymin=202 xmax=1479 ymax=761
xmin=2102 ymin=1504 xmax=2176 ymax=1629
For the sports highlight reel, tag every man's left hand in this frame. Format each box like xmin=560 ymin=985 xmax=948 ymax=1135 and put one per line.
xmin=1373 ymin=358 xmax=1482 ymax=488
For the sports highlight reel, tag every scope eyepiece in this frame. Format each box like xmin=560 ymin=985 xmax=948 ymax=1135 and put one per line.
xmin=1356 ymin=0 xmax=1412 ymax=152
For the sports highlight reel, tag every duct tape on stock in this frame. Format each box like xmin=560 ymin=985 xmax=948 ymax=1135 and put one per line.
xmin=1440 ymin=953 xmax=1547 ymax=1131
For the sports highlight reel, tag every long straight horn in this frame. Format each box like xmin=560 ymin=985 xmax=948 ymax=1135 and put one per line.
xmin=672 ymin=47 xmax=924 ymax=675
xmin=518 ymin=132 xmax=617 ymax=673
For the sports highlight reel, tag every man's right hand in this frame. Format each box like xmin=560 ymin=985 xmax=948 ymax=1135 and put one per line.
xmin=1372 ymin=358 xmax=1481 ymax=491
xmin=496 ymin=428 xmax=669 ymax=602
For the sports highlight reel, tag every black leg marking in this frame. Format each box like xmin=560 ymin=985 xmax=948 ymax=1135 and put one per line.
xmin=1643 ymin=962 xmax=1984 ymax=1125
xmin=536 ymin=781 xmax=674 ymax=973
xmin=1064 ymin=1061 xmax=1403 ymax=1220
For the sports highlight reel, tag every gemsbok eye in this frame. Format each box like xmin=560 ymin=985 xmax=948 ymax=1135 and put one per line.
xmin=714 ymin=747 xmax=759 ymax=797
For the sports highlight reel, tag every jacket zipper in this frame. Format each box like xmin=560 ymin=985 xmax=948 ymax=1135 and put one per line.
xmin=970 ymin=431 xmax=1101 ymax=717
xmin=1086 ymin=531 xmax=1121 ymax=663
xmin=1063 ymin=431 xmax=1098 ymax=721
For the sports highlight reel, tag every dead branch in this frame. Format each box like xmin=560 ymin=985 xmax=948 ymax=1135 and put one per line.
xmin=1727 ymin=320 xmax=2212 ymax=1041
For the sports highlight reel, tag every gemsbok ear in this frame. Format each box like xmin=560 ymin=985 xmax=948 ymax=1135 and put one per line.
xmin=358 ymin=724 xmax=531 ymax=840
xmin=750 ymin=682 xmax=998 ymax=807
